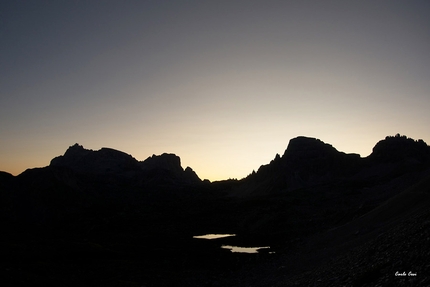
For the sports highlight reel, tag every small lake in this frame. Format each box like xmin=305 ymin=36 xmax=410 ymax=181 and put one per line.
xmin=193 ymin=234 xmax=236 ymax=239
xmin=193 ymin=234 xmax=273 ymax=254
xmin=221 ymin=245 xmax=270 ymax=253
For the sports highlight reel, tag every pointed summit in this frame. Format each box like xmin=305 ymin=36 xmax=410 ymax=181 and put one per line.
xmin=234 ymin=136 xmax=361 ymax=197
xmin=61 ymin=143 xmax=90 ymax=158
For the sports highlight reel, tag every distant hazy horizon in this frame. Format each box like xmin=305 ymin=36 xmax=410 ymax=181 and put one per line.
xmin=1 ymin=1 xmax=430 ymax=181
xmin=2 ymin=133 xmax=428 ymax=181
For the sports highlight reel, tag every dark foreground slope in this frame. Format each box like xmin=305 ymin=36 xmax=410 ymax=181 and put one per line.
xmin=1 ymin=135 xmax=430 ymax=286
xmin=275 ymin=172 xmax=430 ymax=286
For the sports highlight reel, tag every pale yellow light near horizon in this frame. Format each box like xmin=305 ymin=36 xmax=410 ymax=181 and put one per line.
xmin=1 ymin=2 xmax=430 ymax=181
xmin=1 ymin=127 xmax=414 ymax=181
xmin=2 ymin=54 xmax=430 ymax=181
xmin=2 ymin=64 xmax=429 ymax=181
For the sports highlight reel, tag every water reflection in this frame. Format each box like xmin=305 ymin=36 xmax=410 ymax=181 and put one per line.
xmin=193 ymin=234 xmax=236 ymax=239
xmin=221 ymin=245 xmax=270 ymax=253
xmin=193 ymin=234 xmax=274 ymax=254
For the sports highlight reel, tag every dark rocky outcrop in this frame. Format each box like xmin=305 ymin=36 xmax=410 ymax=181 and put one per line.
xmin=0 ymin=171 xmax=14 ymax=192
xmin=11 ymin=166 xmax=88 ymax=226
xmin=369 ymin=134 xmax=430 ymax=163
xmin=0 ymin=171 xmax=14 ymax=182
xmin=1 ymin=135 xmax=430 ymax=286
xmin=140 ymin=153 xmax=182 ymax=171
xmin=50 ymin=144 xmax=202 ymax=186
xmin=139 ymin=153 xmax=201 ymax=185
xmin=232 ymin=135 xmax=430 ymax=197
xmin=50 ymin=143 xmax=141 ymax=175
xmin=233 ymin=136 xmax=362 ymax=197
xmin=2 ymin=145 xmax=204 ymax=228
xmin=280 ymin=136 xmax=361 ymax=181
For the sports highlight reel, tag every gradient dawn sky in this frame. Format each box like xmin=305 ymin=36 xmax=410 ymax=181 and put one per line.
xmin=1 ymin=1 xmax=430 ymax=181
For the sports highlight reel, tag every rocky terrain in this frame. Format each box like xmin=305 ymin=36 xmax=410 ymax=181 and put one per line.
xmin=1 ymin=134 xmax=429 ymax=286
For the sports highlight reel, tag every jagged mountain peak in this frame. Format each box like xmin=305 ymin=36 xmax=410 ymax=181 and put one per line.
xmin=282 ymin=136 xmax=343 ymax=161
xmin=48 ymin=144 xmax=202 ymax=184
xmin=58 ymin=143 xmax=134 ymax=160
xmin=139 ymin=153 xmax=201 ymax=184
xmin=369 ymin=134 xmax=430 ymax=162
xmin=140 ymin=153 xmax=182 ymax=171
xmin=50 ymin=144 xmax=140 ymax=174
xmin=236 ymin=135 xmax=430 ymax=197
xmin=62 ymin=143 xmax=89 ymax=156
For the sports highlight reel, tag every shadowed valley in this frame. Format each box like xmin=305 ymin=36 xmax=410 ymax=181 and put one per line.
xmin=1 ymin=134 xmax=430 ymax=286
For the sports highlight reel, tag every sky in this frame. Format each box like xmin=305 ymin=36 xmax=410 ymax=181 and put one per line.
xmin=1 ymin=0 xmax=430 ymax=181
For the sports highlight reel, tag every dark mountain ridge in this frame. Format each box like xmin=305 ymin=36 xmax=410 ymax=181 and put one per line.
xmin=50 ymin=143 xmax=140 ymax=175
xmin=5 ymin=133 xmax=429 ymax=187
xmin=50 ymin=143 xmax=201 ymax=184
xmin=1 ymin=134 xmax=430 ymax=286
xmin=2 ymin=134 xmax=429 ymax=229
xmin=234 ymin=134 xmax=430 ymax=197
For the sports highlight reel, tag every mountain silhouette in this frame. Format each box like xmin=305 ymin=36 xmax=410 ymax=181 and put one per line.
xmin=232 ymin=135 xmax=430 ymax=197
xmin=370 ymin=134 xmax=430 ymax=162
xmin=1 ymin=134 xmax=430 ymax=286
xmin=50 ymin=143 xmax=141 ymax=174
xmin=139 ymin=153 xmax=201 ymax=185
xmin=50 ymin=143 xmax=201 ymax=185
